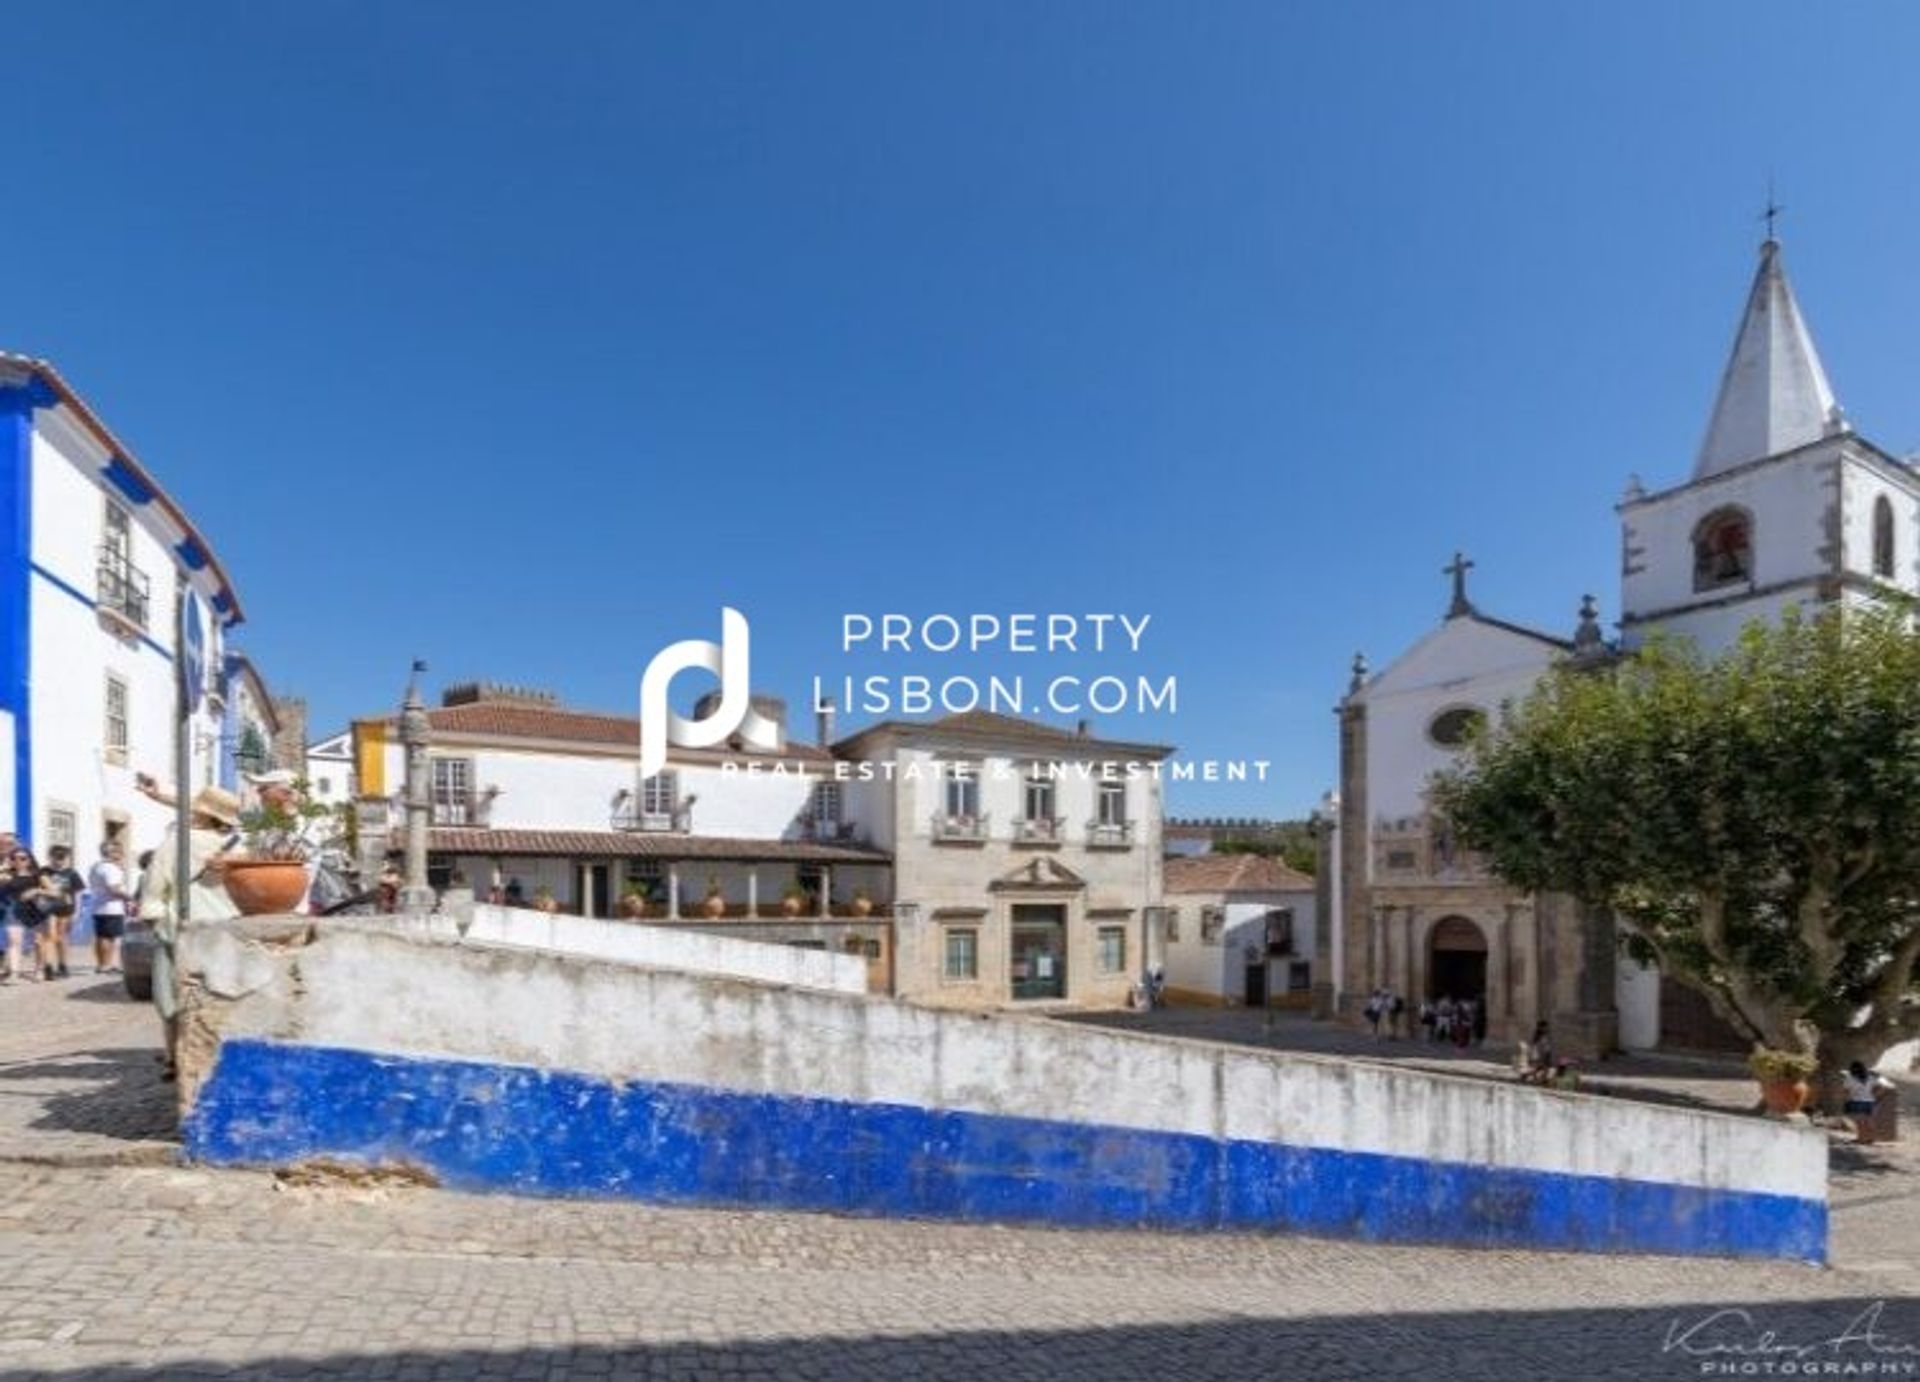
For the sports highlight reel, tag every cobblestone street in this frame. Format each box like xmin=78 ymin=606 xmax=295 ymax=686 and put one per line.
xmin=0 ymin=976 xmax=1913 ymax=1379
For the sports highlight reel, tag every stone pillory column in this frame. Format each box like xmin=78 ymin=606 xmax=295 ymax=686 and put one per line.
xmin=399 ymin=661 xmax=436 ymax=915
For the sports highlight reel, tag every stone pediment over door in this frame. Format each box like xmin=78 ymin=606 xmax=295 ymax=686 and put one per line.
xmin=988 ymin=857 xmax=1088 ymax=893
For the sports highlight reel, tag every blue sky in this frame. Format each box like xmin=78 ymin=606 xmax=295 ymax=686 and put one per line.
xmin=9 ymin=3 xmax=1920 ymax=816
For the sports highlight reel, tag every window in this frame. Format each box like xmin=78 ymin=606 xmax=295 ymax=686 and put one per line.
xmin=1097 ymin=925 xmax=1127 ymax=974
xmin=316 ymin=776 xmax=332 ymax=796
xmin=943 ymin=769 xmax=979 ymax=820
xmin=46 ymin=807 xmax=76 ymax=851
xmin=431 ymin=758 xmax=473 ymax=824
xmin=1427 ymin=706 xmax=1485 ymax=749
xmin=1096 ymin=781 xmax=1127 ymax=827
xmin=811 ymin=780 xmax=842 ymax=824
xmin=1023 ymin=776 xmax=1056 ymax=823
xmin=96 ymin=502 xmax=149 ymax=629
xmin=1289 ymin=962 xmax=1312 ymax=992
xmin=1874 ymin=495 xmax=1896 ymax=579
xmin=1200 ymin=905 xmax=1225 ymax=944
xmin=943 ymin=927 xmax=979 ymax=981
xmin=103 ymin=499 xmax=132 ymax=558
xmin=1163 ymin=906 xmax=1181 ymax=943
xmin=640 ymin=771 xmax=678 ymax=822
xmin=1264 ymin=908 xmax=1295 ymax=955
xmin=1693 ymin=507 xmax=1754 ymax=590
xmin=104 ymin=674 xmax=129 ymax=762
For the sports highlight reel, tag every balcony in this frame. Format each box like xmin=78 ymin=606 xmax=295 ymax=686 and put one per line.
xmin=802 ymin=816 xmax=858 ymax=843
xmin=930 ymin=811 xmax=990 ymax=844
xmin=1086 ymin=819 xmax=1134 ymax=849
xmin=1011 ymin=815 xmax=1064 ymax=846
xmin=96 ymin=545 xmax=150 ymax=632
xmin=611 ymin=803 xmax=690 ymax=833
xmin=431 ymin=792 xmax=495 ymax=827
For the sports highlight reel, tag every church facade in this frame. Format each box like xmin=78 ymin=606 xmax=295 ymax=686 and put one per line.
xmin=1335 ymin=234 xmax=1918 ymax=1055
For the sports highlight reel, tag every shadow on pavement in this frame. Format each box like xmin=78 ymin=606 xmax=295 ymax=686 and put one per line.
xmin=7 ymin=1297 xmax=1914 ymax=1381
xmin=64 ymin=977 xmax=145 ymax=1005
xmin=0 ymin=1045 xmax=177 ymax=1146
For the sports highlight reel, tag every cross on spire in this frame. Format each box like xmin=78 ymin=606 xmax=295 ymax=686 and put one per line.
xmin=1762 ymin=181 xmax=1783 ymax=244
xmin=1444 ymin=551 xmax=1475 ymax=619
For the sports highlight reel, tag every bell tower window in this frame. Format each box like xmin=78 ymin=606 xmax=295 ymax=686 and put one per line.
xmin=1692 ymin=507 xmax=1753 ymax=591
xmin=1873 ymin=495 xmax=1896 ymax=579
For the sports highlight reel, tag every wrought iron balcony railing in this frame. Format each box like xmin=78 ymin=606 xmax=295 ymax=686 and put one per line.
xmin=1086 ymin=819 xmax=1134 ymax=849
xmin=930 ymin=811 xmax=989 ymax=843
xmin=96 ymin=545 xmax=151 ymax=630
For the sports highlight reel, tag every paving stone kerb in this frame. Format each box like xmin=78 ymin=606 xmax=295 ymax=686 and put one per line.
xmin=171 ymin=915 xmax=1828 ymax=1261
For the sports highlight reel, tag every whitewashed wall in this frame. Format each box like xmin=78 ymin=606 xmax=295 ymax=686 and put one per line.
xmin=25 ymin=408 xmax=223 ymax=862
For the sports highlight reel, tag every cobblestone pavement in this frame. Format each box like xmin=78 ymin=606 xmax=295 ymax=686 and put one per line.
xmin=0 ymin=977 xmax=1913 ymax=1379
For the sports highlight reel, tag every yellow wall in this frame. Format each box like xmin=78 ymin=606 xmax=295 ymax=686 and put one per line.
xmin=352 ymin=720 xmax=388 ymax=798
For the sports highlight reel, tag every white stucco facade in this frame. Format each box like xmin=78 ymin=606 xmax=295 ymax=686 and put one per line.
xmin=2 ymin=356 xmax=247 ymax=863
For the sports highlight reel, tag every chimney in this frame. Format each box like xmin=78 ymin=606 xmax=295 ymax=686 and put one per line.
xmin=817 ymin=698 xmax=836 ymax=748
xmin=1076 ymin=719 xmax=1089 ymax=739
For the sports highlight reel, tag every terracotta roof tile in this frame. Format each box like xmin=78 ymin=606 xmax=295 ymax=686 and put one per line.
xmin=1164 ymin=853 xmax=1315 ymax=895
xmin=409 ymin=703 xmax=835 ymax=762
xmin=426 ymin=828 xmax=884 ymax=863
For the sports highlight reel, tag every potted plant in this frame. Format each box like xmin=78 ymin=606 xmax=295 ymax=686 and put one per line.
xmin=780 ymin=884 xmax=805 ymax=917
xmin=224 ymin=791 xmax=332 ymax=916
xmin=531 ymin=886 xmax=559 ymax=915
xmin=702 ymin=875 xmax=727 ymax=918
xmin=1749 ymin=1047 xmax=1819 ymax=1115
xmin=850 ymin=888 xmax=875 ymax=918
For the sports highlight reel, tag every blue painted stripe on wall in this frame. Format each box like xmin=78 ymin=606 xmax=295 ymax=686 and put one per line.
xmin=29 ymin=563 xmax=173 ymax=661
xmin=183 ymin=1039 xmax=1828 ymax=1263
xmin=0 ymin=388 xmax=34 ymax=839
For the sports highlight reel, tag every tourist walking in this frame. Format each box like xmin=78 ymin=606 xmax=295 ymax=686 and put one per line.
xmin=3 ymin=846 xmax=60 ymax=983
xmin=88 ymin=840 xmax=133 ymax=974
xmin=1364 ymin=988 xmax=1385 ymax=1039
xmin=41 ymin=845 xmax=85 ymax=978
xmin=1842 ymin=1061 xmax=1895 ymax=1145
xmin=139 ymin=786 xmax=243 ymax=1081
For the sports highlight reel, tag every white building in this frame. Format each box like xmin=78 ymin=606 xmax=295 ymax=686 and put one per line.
xmin=302 ymin=728 xmax=355 ymax=808
xmin=1336 ymin=233 xmax=1913 ymax=1055
xmin=1162 ymin=853 xmax=1317 ymax=1008
xmin=347 ymin=684 xmax=1171 ymax=1008
xmin=1 ymin=353 xmax=249 ymax=862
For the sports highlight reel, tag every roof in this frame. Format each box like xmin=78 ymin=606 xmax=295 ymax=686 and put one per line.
xmin=425 ymin=828 xmax=885 ymax=863
xmin=1164 ymin=853 xmax=1315 ymax=895
xmin=834 ymin=709 xmax=1175 ymax=759
xmin=401 ymin=701 xmax=836 ymax=763
xmin=1695 ymin=239 xmax=1842 ymax=479
xmin=0 ymin=352 xmax=245 ymax=626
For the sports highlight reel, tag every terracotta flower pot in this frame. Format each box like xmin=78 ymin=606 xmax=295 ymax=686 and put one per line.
xmin=1760 ymin=1077 xmax=1811 ymax=1115
xmin=850 ymin=896 xmax=874 ymax=917
xmin=780 ymin=895 xmax=803 ymax=917
xmin=223 ymin=860 xmax=308 ymax=916
xmin=702 ymin=892 xmax=727 ymax=918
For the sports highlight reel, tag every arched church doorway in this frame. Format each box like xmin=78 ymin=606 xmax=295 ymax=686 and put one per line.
xmin=1428 ymin=915 xmax=1488 ymax=1004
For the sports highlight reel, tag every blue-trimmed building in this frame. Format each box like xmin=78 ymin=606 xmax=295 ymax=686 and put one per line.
xmin=2 ymin=351 xmax=253 ymax=860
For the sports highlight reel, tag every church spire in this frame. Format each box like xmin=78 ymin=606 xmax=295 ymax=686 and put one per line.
xmin=1694 ymin=236 xmax=1843 ymax=479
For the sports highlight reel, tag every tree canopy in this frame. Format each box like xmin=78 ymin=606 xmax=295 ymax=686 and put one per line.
xmin=1433 ymin=607 xmax=1920 ymax=1069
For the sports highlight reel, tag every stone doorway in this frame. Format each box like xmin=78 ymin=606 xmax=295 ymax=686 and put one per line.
xmin=1427 ymin=915 xmax=1488 ymax=1004
xmin=1010 ymin=904 xmax=1067 ymax=1000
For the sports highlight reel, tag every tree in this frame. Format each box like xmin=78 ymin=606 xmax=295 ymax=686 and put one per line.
xmin=1211 ymin=822 xmax=1319 ymax=877
xmin=1432 ymin=607 xmax=1920 ymax=1076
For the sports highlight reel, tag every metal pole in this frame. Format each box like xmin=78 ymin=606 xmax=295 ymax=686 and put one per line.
xmin=173 ymin=581 xmax=191 ymax=926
